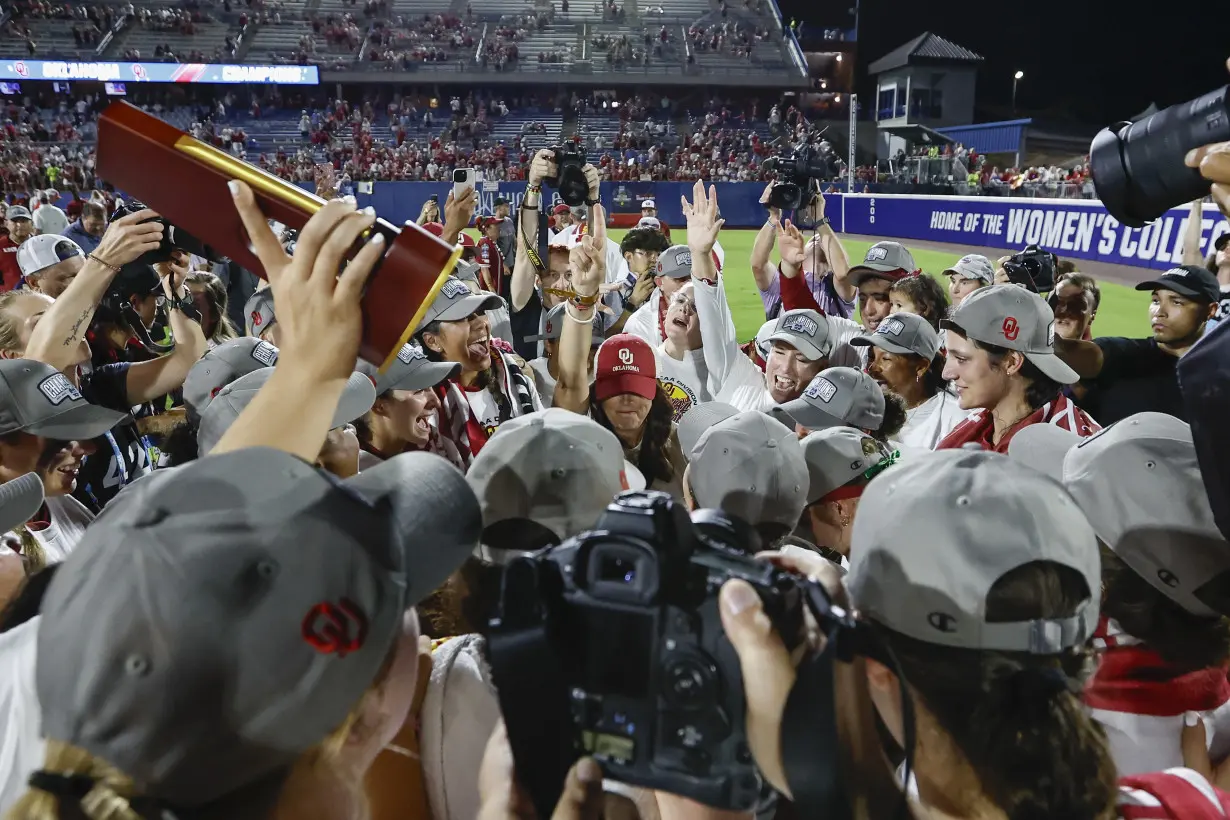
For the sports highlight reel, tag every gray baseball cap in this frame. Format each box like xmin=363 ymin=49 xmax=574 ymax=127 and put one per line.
xmin=1010 ymin=413 xmax=1230 ymax=618
xmin=37 ymin=447 xmax=480 ymax=808
xmin=1005 ymin=424 xmax=1080 ymax=481
xmin=677 ymin=401 xmax=740 ymax=458
xmin=944 ymin=254 xmax=995 ymax=284
xmin=765 ymin=309 xmax=832 ymax=362
xmin=801 ymin=427 xmax=892 ymax=504
xmin=850 ymin=312 xmax=942 ymax=361
xmin=197 ymin=367 xmax=376 ymax=457
xmin=940 ymin=284 xmax=1079 ymax=385
xmin=244 ymin=288 xmax=277 ymax=337
xmin=183 ymin=337 xmax=280 ymax=418
xmin=355 ymin=342 xmax=458 ymax=394
xmin=770 ymin=367 xmax=885 ymax=431
xmin=416 ymin=276 xmax=504 ymax=330
xmin=0 ymin=359 xmax=127 ymax=440
xmin=17 ymin=233 xmax=84 ymax=277
xmin=656 ymin=245 xmax=693 ymax=279
xmin=525 ymin=302 xmax=605 ymax=345
xmin=687 ymin=410 xmax=808 ymax=531
xmin=0 ymin=472 xmax=44 ymax=534
xmin=848 ymin=448 xmax=1100 ymax=653
xmin=5 ymin=205 xmax=31 ymax=221
xmin=466 ymin=409 xmax=627 ymax=543
xmin=847 ymin=241 xmax=917 ymax=286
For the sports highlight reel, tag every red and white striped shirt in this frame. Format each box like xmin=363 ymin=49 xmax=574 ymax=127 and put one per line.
xmin=1117 ymin=768 xmax=1230 ymax=818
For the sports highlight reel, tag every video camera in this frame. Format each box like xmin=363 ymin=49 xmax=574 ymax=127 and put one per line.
xmin=110 ymin=199 xmax=228 ymax=267
xmin=486 ymin=490 xmax=807 ymax=814
xmin=766 ymin=145 xmax=828 ymax=211
xmin=1001 ymin=244 xmax=1056 ymax=293
xmin=545 ymin=144 xmax=590 ymax=207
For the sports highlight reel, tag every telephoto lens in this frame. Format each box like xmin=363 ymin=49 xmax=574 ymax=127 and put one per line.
xmin=1090 ymin=85 xmax=1229 ymax=228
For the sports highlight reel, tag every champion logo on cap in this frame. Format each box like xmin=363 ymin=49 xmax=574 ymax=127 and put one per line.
xmin=441 ymin=279 xmax=470 ymax=299
xmin=251 ymin=341 xmax=278 ymax=367
xmin=878 ymin=317 xmax=906 ymax=337
xmin=1165 ymin=268 xmax=1189 ymax=278
xmin=1046 ymin=320 xmax=1056 ymax=348
xmin=396 ymin=343 xmax=427 ymax=365
xmin=865 ymin=246 xmax=888 ymax=262
xmin=782 ymin=314 xmax=819 ymax=337
xmin=38 ymin=373 xmax=81 ymax=405
xmin=805 ymin=377 xmax=838 ymax=403
xmin=674 ymin=249 xmax=692 ymax=267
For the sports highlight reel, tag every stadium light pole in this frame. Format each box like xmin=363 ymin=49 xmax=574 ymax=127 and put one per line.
xmin=1012 ymin=70 xmax=1024 ymax=115
xmin=848 ymin=93 xmax=858 ymax=192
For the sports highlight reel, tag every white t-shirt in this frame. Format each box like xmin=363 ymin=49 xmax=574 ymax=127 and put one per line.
xmin=623 ymin=290 xmax=663 ymax=347
xmin=655 ymin=345 xmax=710 ymax=422
xmin=13 ymin=496 xmax=95 ymax=564
xmin=894 ymin=389 xmax=968 ymax=451
xmin=527 ymin=357 xmax=557 ymax=407
xmin=692 ymin=274 xmax=863 ymax=412
xmin=32 ymin=204 xmax=69 ymax=237
xmin=0 ymin=617 xmax=43 ymax=816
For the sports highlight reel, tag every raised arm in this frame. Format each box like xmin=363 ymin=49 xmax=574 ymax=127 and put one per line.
xmin=553 ymin=204 xmax=607 ymax=414
xmin=511 ymin=150 xmax=556 ymax=312
xmin=213 ymin=181 xmax=383 ymax=462
xmin=24 ymin=210 xmax=164 ymax=371
xmin=123 ymin=256 xmax=209 ymax=403
xmin=441 ymin=187 xmax=477 ymax=247
xmin=749 ymin=181 xmax=781 ymax=292
xmin=777 ymin=220 xmax=825 ymax=314
xmin=1182 ymin=199 xmax=1208 ymax=266
xmin=807 ymin=192 xmax=853 ymax=301
xmin=684 ymin=180 xmax=741 ymax=393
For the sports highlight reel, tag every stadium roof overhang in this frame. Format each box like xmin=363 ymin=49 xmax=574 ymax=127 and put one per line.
xmin=935 ymin=118 xmax=1032 ymax=155
xmin=876 ymin=123 xmax=955 ymax=147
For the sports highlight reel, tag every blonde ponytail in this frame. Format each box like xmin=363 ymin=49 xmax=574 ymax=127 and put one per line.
xmin=5 ymin=741 xmax=141 ymax=820
xmin=12 ymin=527 xmax=46 ymax=576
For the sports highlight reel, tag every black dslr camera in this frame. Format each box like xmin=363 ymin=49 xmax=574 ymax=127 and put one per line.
xmin=545 ymin=144 xmax=590 ymax=207
xmin=767 ymin=145 xmax=828 ymax=211
xmin=486 ymin=491 xmax=806 ymax=815
xmin=110 ymin=199 xmax=227 ymax=267
xmin=1002 ymin=244 xmax=1056 ymax=293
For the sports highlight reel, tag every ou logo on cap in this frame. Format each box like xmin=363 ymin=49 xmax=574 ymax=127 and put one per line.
xmin=619 ymin=347 xmax=634 ymax=365
xmin=302 ymin=598 xmax=369 ymax=657
xmin=1002 ymin=317 xmax=1020 ymax=342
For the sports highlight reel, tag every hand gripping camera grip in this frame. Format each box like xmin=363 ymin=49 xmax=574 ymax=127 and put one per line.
xmin=95 ymin=101 xmax=461 ymax=371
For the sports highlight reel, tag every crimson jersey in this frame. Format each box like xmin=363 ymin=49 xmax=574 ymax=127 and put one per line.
xmin=476 ymin=237 xmax=504 ymax=295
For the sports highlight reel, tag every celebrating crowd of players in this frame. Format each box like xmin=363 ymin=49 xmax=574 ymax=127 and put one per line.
xmin=0 ymin=89 xmax=1227 ymax=820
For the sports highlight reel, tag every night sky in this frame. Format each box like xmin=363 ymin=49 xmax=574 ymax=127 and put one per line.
xmin=780 ymin=0 xmax=1227 ymax=128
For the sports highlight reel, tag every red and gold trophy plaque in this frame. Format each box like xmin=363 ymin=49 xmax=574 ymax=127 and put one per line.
xmin=95 ymin=101 xmax=460 ymax=371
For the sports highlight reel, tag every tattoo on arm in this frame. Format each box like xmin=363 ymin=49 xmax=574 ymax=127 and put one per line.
xmin=62 ymin=307 xmax=92 ymax=347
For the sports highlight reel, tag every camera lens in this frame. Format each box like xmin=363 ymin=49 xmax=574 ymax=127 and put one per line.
xmin=1091 ymin=85 xmax=1230 ymax=228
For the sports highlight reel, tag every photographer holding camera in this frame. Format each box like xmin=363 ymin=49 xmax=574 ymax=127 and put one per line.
xmin=508 ymin=149 xmax=619 ymax=363
xmin=750 ymin=180 xmax=855 ymax=321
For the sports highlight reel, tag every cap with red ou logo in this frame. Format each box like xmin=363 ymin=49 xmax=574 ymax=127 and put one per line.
xmin=595 ymin=334 xmax=658 ymax=402
xmin=33 ymin=447 xmax=482 ymax=809
xmin=940 ymin=284 xmax=1079 ymax=385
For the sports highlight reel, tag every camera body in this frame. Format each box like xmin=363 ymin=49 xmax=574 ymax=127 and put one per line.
xmin=110 ymin=199 xmax=227 ymax=267
xmin=489 ymin=491 xmax=805 ymax=811
xmin=768 ymin=145 xmax=828 ymax=211
xmin=546 ymin=144 xmax=590 ymax=207
xmin=1001 ymin=244 xmax=1056 ymax=293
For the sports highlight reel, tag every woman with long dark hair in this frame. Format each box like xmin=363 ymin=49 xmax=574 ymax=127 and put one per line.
xmin=185 ymin=270 xmax=239 ymax=348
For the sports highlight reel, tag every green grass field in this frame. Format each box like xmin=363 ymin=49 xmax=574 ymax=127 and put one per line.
xmin=468 ymin=228 xmax=1154 ymax=340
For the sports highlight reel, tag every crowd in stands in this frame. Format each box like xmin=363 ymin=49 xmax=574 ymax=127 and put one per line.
xmin=686 ymin=18 xmax=768 ymax=59
xmin=361 ymin=14 xmax=476 ymax=66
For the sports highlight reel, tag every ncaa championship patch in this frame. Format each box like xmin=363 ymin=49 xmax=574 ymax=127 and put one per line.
xmin=805 ymin=377 xmax=838 ymax=403
xmin=781 ymin=314 xmax=819 ymax=337
xmin=38 ymin=373 xmax=82 ymax=405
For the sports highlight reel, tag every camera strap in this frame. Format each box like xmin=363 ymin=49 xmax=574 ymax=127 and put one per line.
xmin=484 ymin=562 xmax=580 ymax=820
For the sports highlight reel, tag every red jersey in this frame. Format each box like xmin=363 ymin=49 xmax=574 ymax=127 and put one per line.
xmin=476 ymin=237 xmax=504 ymax=295
xmin=0 ymin=235 xmax=22 ymax=292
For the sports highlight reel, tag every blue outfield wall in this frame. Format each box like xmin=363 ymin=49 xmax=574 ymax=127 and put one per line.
xmin=308 ymin=182 xmax=1230 ymax=271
